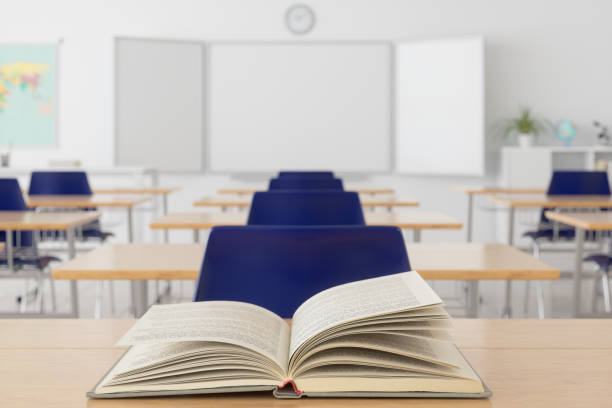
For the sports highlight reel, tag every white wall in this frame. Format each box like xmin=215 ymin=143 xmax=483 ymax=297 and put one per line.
xmin=3 ymin=0 xmax=612 ymax=242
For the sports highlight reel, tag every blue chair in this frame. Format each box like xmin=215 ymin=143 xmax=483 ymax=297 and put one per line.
xmin=28 ymin=171 xmax=113 ymax=241
xmin=193 ymin=226 xmax=411 ymax=317
xmin=247 ymin=191 xmax=365 ymax=226
xmin=0 ymin=178 xmax=60 ymax=311
xmin=278 ymin=171 xmax=335 ymax=179
xmin=523 ymin=171 xmax=611 ymax=317
xmin=268 ymin=177 xmax=344 ymax=191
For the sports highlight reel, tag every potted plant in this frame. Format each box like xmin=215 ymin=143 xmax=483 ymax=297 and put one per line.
xmin=502 ymin=108 xmax=550 ymax=148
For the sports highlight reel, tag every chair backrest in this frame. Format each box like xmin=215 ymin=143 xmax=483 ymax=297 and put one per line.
xmin=278 ymin=171 xmax=335 ymax=179
xmin=0 ymin=178 xmax=32 ymax=247
xmin=247 ymin=191 xmax=365 ymax=225
xmin=193 ymin=226 xmax=411 ymax=317
xmin=268 ymin=177 xmax=344 ymax=191
xmin=28 ymin=171 xmax=92 ymax=195
xmin=547 ymin=171 xmax=611 ymax=195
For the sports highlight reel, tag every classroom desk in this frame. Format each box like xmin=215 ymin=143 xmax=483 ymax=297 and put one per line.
xmin=0 ymin=211 xmax=101 ymax=318
xmin=544 ymin=211 xmax=612 ymax=317
xmin=53 ymin=243 xmax=557 ymax=318
xmin=25 ymin=194 xmax=151 ymax=243
xmin=193 ymin=196 xmax=420 ymax=211
xmin=2 ymin=319 xmax=611 ymax=408
xmin=218 ymin=187 xmax=396 ymax=196
xmin=52 ymin=244 xmax=204 ymax=317
xmin=487 ymin=194 xmax=612 ymax=317
xmin=406 ymin=243 xmax=559 ymax=317
xmin=149 ymin=210 xmax=462 ymax=242
xmin=452 ymin=186 xmax=546 ymax=242
xmin=92 ymin=187 xmax=180 ymax=242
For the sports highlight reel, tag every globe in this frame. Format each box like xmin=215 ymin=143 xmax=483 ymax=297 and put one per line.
xmin=556 ymin=120 xmax=577 ymax=146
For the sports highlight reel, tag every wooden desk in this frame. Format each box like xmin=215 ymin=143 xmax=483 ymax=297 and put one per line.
xmin=53 ymin=244 xmax=204 ymax=317
xmin=53 ymin=243 xmax=555 ymax=318
xmin=150 ymin=211 xmax=461 ymax=242
xmin=0 ymin=211 xmax=101 ymax=318
xmin=408 ymin=243 xmax=560 ymax=318
xmin=26 ymin=194 xmax=150 ymax=243
xmin=544 ymin=211 xmax=612 ymax=317
xmin=218 ymin=187 xmax=396 ymax=196
xmin=452 ymin=186 xmax=546 ymax=242
xmin=193 ymin=196 xmax=419 ymax=210
xmin=486 ymin=194 xmax=612 ymax=317
xmin=2 ymin=319 xmax=611 ymax=407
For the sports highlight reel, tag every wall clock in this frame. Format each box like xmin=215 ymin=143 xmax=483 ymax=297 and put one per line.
xmin=285 ymin=4 xmax=315 ymax=35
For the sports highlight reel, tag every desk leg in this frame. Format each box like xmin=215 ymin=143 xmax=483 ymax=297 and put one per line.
xmin=413 ymin=229 xmax=421 ymax=243
xmin=502 ymin=207 xmax=515 ymax=318
xmin=6 ymin=229 xmax=14 ymax=273
xmin=163 ymin=195 xmax=169 ymax=243
xmin=131 ymin=281 xmax=149 ymax=318
xmin=67 ymin=227 xmax=79 ymax=318
xmin=467 ymin=194 xmax=474 ymax=242
xmin=573 ymin=227 xmax=585 ymax=317
xmin=468 ymin=281 xmax=479 ymax=318
xmin=127 ymin=207 xmax=134 ymax=243
xmin=193 ymin=229 xmax=200 ymax=243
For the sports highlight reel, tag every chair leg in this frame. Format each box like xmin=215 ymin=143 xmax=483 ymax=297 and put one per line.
xmin=602 ymin=272 xmax=611 ymax=313
xmin=36 ymin=276 xmax=44 ymax=313
xmin=20 ymin=279 xmax=29 ymax=313
xmin=524 ymin=281 xmax=531 ymax=314
xmin=48 ymin=275 xmax=57 ymax=313
xmin=524 ymin=241 xmax=540 ymax=316
xmin=94 ymin=281 xmax=103 ymax=319
xmin=535 ymin=281 xmax=545 ymax=319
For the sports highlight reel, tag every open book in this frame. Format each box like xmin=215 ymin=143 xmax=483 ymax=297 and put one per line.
xmin=89 ymin=272 xmax=490 ymax=399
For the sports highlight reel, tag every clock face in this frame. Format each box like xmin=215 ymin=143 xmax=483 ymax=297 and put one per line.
xmin=286 ymin=4 xmax=315 ymax=35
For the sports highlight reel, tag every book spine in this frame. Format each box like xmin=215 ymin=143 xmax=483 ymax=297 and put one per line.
xmin=279 ymin=379 xmax=304 ymax=395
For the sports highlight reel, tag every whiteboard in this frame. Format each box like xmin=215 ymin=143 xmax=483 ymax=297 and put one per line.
xmin=207 ymin=43 xmax=391 ymax=172
xmin=116 ymin=38 xmax=204 ymax=171
xmin=395 ymin=37 xmax=484 ymax=175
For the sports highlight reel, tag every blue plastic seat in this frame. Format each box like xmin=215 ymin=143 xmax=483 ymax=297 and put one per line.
xmin=247 ymin=191 xmax=365 ymax=226
xmin=268 ymin=177 xmax=344 ymax=191
xmin=0 ymin=178 xmax=59 ymax=270
xmin=193 ymin=226 xmax=411 ymax=317
xmin=28 ymin=171 xmax=112 ymax=241
xmin=278 ymin=171 xmax=335 ymax=179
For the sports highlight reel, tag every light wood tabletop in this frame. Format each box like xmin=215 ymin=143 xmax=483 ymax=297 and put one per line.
xmin=52 ymin=244 xmax=205 ymax=280
xmin=26 ymin=194 xmax=151 ymax=208
xmin=544 ymin=211 xmax=612 ymax=230
xmin=2 ymin=319 xmax=612 ymax=407
xmin=487 ymin=194 xmax=612 ymax=208
xmin=218 ymin=187 xmax=396 ymax=195
xmin=53 ymin=243 xmax=555 ymax=282
xmin=149 ymin=211 xmax=462 ymax=230
xmin=453 ymin=186 xmax=546 ymax=195
xmin=92 ymin=187 xmax=180 ymax=195
xmin=407 ymin=243 xmax=560 ymax=280
xmin=0 ymin=211 xmax=100 ymax=230
xmin=193 ymin=196 xmax=420 ymax=208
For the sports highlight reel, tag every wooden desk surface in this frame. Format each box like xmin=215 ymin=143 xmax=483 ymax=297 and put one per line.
xmin=26 ymin=194 xmax=151 ymax=208
xmin=0 ymin=211 xmax=100 ymax=230
xmin=150 ymin=211 xmax=462 ymax=230
xmin=453 ymin=186 xmax=545 ymax=195
xmin=488 ymin=194 xmax=612 ymax=208
xmin=193 ymin=196 xmax=420 ymax=208
xmin=544 ymin=211 xmax=612 ymax=230
xmin=2 ymin=319 xmax=612 ymax=407
xmin=407 ymin=243 xmax=560 ymax=280
xmin=53 ymin=243 xmax=555 ymax=281
xmin=52 ymin=244 xmax=205 ymax=280
xmin=218 ymin=187 xmax=396 ymax=195
xmin=92 ymin=187 xmax=180 ymax=195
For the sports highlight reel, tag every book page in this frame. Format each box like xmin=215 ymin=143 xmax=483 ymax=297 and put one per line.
xmin=117 ymin=301 xmax=290 ymax=370
xmin=290 ymin=272 xmax=441 ymax=357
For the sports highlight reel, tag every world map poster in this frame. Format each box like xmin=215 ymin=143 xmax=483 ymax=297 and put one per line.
xmin=0 ymin=44 xmax=57 ymax=146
